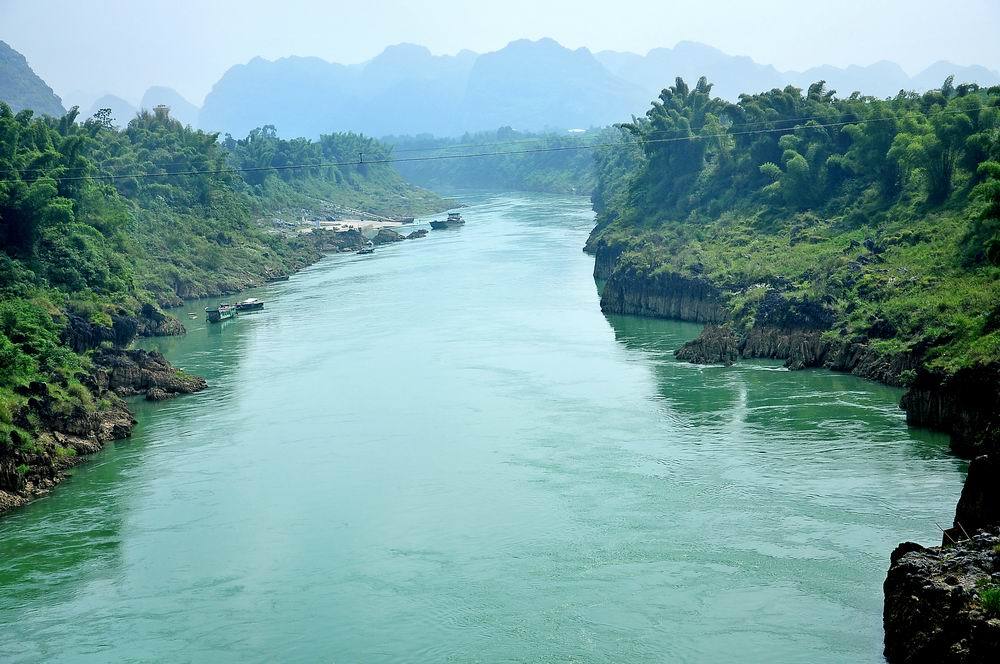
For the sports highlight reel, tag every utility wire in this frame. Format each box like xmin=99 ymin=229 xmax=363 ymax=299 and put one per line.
xmin=1 ymin=103 xmax=997 ymax=184
xmin=1 ymin=100 xmax=994 ymax=178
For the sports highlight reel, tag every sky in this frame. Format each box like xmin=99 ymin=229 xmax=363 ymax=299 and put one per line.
xmin=2 ymin=0 xmax=999 ymax=107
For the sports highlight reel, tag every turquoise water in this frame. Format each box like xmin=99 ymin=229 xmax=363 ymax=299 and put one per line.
xmin=0 ymin=192 xmax=963 ymax=662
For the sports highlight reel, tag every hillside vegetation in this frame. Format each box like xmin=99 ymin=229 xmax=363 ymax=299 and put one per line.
xmin=589 ymin=77 xmax=1000 ymax=447
xmin=0 ymin=103 xmax=441 ymax=482
xmin=387 ymin=127 xmax=628 ymax=194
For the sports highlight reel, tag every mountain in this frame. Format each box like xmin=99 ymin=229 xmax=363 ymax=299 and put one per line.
xmin=599 ymin=42 xmax=1000 ymax=102
xmin=786 ymin=60 xmax=911 ymax=98
xmin=199 ymin=38 xmax=1000 ymax=139
xmin=199 ymin=55 xmax=358 ymax=139
xmin=912 ymin=61 xmax=1000 ymax=91
xmin=0 ymin=40 xmax=65 ymax=115
xmin=86 ymin=94 xmax=138 ymax=127
xmin=597 ymin=41 xmax=784 ymax=102
xmin=140 ymin=86 xmax=200 ymax=127
xmin=460 ymin=38 xmax=646 ymax=131
xmin=199 ymin=38 xmax=646 ymax=137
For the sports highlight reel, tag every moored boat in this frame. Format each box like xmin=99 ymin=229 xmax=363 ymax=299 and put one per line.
xmin=236 ymin=298 xmax=264 ymax=312
xmin=430 ymin=212 xmax=465 ymax=230
xmin=205 ymin=303 xmax=236 ymax=323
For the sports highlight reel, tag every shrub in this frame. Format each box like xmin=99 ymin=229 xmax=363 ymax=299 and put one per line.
xmin=979 ymin=585 xmax=1000 ymax=617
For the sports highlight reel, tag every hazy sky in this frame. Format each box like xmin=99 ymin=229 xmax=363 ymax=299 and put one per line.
xmin=3 ymin=0 xmax=999 ymax=106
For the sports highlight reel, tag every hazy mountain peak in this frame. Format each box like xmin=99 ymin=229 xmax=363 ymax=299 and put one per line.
xmin=374 ymin=43 xmax=434 ymax=61
xmin=86 ymin=94 xmax=138 ymax=127
xmin=140 ymin=86 xmax=199 ymax=126
xmin=0 ymin=40 xmax=65 ymax=116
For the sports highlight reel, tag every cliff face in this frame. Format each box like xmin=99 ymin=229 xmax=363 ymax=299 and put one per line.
xmin=883 ymin=529 xmax=1000 ymax=663
xmin=600 ymin=265 xmax=727 ymax=323
xmin=599 ymin=258 xmax=996 ymax=453
xmin=589 ymin=237 xmax=627 ymax=280
xmin=901 ymin=364 xmax=1000 ymax=457
xmin=884 ymin=455 xmax=1000 ymax=663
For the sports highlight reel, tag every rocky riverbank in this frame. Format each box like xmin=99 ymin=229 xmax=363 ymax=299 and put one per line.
xmin=0 ymin=346 xmax=205 ymax=515
xmin=592 ymin=244 xmax=998 ymax=455
xmin=883 ymin=454 xmax=1000 ymax=662
xmin=590 ymin=238 xmax=1000 ymax=660
xmin=0 ymin=221 xmax=440 ymax=517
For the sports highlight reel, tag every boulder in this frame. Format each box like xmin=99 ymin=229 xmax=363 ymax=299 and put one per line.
xmin=883 ymin=529 xmax=1000 ymax=663
xmin=371 ymin=227 xmax=404 ymax=245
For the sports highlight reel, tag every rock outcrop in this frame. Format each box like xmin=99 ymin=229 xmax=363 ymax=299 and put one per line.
xmin=600 ymin=265 xmax=727 ymax=323
xmin=588 ymin=237 xmax=628 ymax=280
xmin=675 ymin=324 xmax=741 ymax=365
xmin=883 ymin=529 xmax=1000 ymax=663
xmin=0 ymin=382 xmax=136 ymax=515
xmin=91 ymin=348 xmax=207 ymax=399
xmin=137 ymin=303 xmax=186 ymax=337
xmin=884 ymin=454 xmax=1000 ymax=662
xmin=0 ymin=347 xmax=207 ymax=516
xmin=944 ymin=455 xmax=1000 ymax=546
xmin=371 ymin=227 xmax=404 ymax=245
xmin=901 ymin=363 xmax=1000 ymax=457
xmin=406 ymin=228 xmax=428 ymax=239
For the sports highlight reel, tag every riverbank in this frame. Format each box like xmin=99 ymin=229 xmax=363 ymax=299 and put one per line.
xmin=0 ymin=192 xmax=962 ymax=662
xmin=587 ymin=233 xmax=999 ymax=458
xmin=587 ymin=227 xmax=1000 ymax=661
xmin=0 ymin=219 xmax=439 ymax=517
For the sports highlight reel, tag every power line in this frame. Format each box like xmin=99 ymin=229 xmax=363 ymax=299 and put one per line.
xmin=1 ymin=103 xmax=996 ymax=185
xmin=8 ymin=99 xmax=993 ymax=178
xmin=2 ymin=100 xmax=994 ymax=178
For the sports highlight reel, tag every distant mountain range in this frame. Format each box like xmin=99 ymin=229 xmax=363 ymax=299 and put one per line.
xmin=596 ymin=41 xmax=1000 ymax=102
xmin=199 ymin=39 xmax=1000 ymax=137
xmin=2 ymin=38 xmax=998 ymax=137
xmin=0 ymin=40 xmax=64 ymax=116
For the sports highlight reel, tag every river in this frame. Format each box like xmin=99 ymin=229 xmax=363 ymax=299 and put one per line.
xmin=0 ymin=192 xmax=965 ymax=662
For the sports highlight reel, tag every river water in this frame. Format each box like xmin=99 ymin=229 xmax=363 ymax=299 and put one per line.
xmin=0 ymin=192 xmax=965 ymax=662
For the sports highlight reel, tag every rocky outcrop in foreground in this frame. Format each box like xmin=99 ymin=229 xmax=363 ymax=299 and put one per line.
xmin=91 ymin=348 xmax=206 ymax=401
xmin=884 ymin=529 xmax=1000 ymax=663
xmin=0 ymin=348 xmax=206 ymax=516
xmin=884 ymin=454 xmax=1000 ymax=662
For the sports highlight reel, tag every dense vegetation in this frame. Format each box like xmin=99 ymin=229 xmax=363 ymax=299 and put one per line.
xmin=590 ymin=76 xmax=1000 ymax=378
xmin=387 ymin=127 xmax=633 ymax=194
xmin=0 ymin=103 xmax=441 ymax=457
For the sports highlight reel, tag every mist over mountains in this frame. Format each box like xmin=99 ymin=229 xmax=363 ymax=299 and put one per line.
xmin=197 ymin=38 xmax=1000 ymax=137
xmin=3 ymin=38 xmax=999 ymax=138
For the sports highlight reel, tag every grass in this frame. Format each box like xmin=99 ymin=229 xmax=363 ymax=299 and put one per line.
xmin=599 ymin=193 xmax=1000 ymax=377
xmin=979 ymin=584 xmax=1000 ymax=617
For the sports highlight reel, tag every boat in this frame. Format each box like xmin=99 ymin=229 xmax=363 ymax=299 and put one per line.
xmin=205 ymin=303 xmax=236 ymax=323
xmin=187 ymin=312 xmax=198 ymax=319
xmin=236 ymin=298 xmax=264 ymax=312
xmin=357 ymin=241 xmax=375 ymax=255
xmin=430 ymin=212 xmax=465 ymax=230
xmin=266 ymin=274 xmax=290 ymax=282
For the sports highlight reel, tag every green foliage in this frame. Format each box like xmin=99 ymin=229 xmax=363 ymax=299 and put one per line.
xmin=979 ymin=584 xmax=1000 ymax=617
xmin=386 ymin=127 xmax=621 ymax=194
xmin=0 ymin=101 xmax=442 ymax=454
xmin=592 ymin=78 xmax=1000 ymax=377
